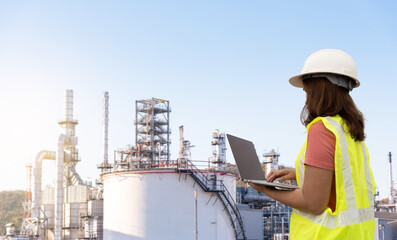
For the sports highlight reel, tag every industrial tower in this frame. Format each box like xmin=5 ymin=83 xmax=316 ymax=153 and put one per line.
xmin=23 ymin=90 xmax=103 ymax=240
xmin=263 ymin=149 xmax=280 ymax=177
xmin=58 ymin=90 xmax=83 ymax=186
xmin=135 ymin=98 xmax=171 ymax=166
xmin=211 ymin=130 xmax=227 ymax=171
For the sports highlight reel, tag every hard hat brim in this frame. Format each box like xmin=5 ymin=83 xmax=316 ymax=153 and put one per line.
xmin=289 ymin=72 xmax=360 ymax=89
xmin=289 ymin=73 xmax=305 ymax=88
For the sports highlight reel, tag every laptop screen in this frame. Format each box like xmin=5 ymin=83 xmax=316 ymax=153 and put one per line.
xmin=227 ymin=134 xmax=266 ymax=181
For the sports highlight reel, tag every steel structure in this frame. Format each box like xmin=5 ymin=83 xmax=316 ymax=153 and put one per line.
xmin=21 ymin=163 xmax=38 ymax=237
xmin=262 ymin=149 xmax=280 ymax=178
xmin=135 ymin=98 xmax=171 ymax=166
xmin=211 ymin=130 xmax=227 ymax=171
xmin=389 ymin=152 xmax=394 ymax=204
xmin=262 ymin=202 xmax=291 ymax=240
xmin=98 ymin=91 xmax=112 ymax=173
xmin=57 ymin=90 xmax=83 ymax=187
xmin=24 ymin=163 xmax=33 ymax=218
xmin=183 ymin=160 xmax=246 ymax=239
xmin=375 ymin=152 xmax=396 ymax=213
xmin=178 ymin=125 xmax=194 ymax=168
xmin=103 ymin=98 xmax=245 ymax=239
xmin=237 ymin=186 xmax=292 ymax=240
xmin=23 ymin=90 xmax=103 ymax=240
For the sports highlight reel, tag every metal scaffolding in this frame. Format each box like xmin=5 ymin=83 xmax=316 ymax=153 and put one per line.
xmin=237 ymin=186 xmax=292 ymax=240
xmin=211 ymin=130 xmax=227 ymax=171
xmin=262 ymin=201 xmax=291 ymax=240
xmin=135 ymin=98 xmax=171 ymax=165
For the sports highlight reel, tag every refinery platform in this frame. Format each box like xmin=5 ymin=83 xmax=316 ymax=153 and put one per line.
xmin=2 ymin=90 xmax=395 ymax=240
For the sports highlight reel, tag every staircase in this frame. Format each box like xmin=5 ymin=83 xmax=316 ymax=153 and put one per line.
xmin=181 ymin=160 xmax=246 ymax=240
xmin=70 ymin=168 xmax=84 ymax=185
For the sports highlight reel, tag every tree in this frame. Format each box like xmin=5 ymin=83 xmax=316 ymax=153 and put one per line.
xmin=0 ymin=190 xmax=25 ymax=236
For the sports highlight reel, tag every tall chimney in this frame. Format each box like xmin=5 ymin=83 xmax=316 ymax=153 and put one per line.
xmin=179 ymin=126 xmax=184 ymax=160
xmin=63 ymin=90 xmax=74 ymax=136
xmin=389 ymin=152 xmax=394 ymax=204
xmin=54 ymin=134 xmax=65 ymax=240
xmin=103 ymin=92 xmax=109 ymax=167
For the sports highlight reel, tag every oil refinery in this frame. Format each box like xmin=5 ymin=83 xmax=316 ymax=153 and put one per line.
xmin=2 ymin=90 xmax=397 ymax=240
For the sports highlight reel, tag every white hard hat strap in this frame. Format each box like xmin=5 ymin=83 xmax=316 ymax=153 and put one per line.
xmin=302 ymin=74 xmax=354 ymax=91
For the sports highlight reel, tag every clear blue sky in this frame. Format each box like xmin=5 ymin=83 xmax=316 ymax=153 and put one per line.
xmin=0 ymin=1 xmax=396 ymax=200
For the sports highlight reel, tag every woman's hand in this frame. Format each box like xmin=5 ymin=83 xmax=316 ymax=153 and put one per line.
xmin=252 ymin=166 xmax=332 ymax=215
xmin=266 ymin=169 xmax=296 ymax=182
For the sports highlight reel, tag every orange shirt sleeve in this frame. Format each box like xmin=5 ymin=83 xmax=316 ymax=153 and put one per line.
xmin=304 ymin=121 xmax=336 ymax=171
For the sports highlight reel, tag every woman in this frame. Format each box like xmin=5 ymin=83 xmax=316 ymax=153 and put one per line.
xmin=250 ymin=49 xmax=376 ymax=239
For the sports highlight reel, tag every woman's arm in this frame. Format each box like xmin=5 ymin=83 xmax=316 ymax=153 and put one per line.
xmin=250 ymin=165 xmax=333 ymax=215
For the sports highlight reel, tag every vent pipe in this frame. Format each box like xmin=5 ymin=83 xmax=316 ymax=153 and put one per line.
xmin=54 ymin=134 xmax=65 ymax=240
xmin=103 ymin=92 xmax=109 ymax=167
xmin=389 ymin=152 xmax=394 ymax=204
xmin=179 ymin=126 xmax=184 ymax=160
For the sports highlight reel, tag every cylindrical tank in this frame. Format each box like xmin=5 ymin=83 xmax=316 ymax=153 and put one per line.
xmin=103 ymin=170 xmax=236 ymax=240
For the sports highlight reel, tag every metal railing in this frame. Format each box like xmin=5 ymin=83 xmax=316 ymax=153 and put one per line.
xmin=183 ymin=159 xmax=246 ymax=240
xmin=219 ymin=182 xmax=246 ymax=239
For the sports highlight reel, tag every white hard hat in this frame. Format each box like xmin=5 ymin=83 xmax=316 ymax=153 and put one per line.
xmin=289 ymin=49 xmax=360 ymax=90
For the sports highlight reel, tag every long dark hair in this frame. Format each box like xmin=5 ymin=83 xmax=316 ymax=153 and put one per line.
xmin=301 ymin=77 xmax=365 ymax=141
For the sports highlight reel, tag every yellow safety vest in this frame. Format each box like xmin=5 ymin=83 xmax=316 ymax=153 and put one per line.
xmin=290 ymin=115 xmax=376 ymax=239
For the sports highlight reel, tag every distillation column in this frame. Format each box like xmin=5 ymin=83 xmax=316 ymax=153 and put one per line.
xmin=58 ymin=90 xmax=81 ymax=185
xmin=389 ymin=152 xmax=394 ymax=204
xmin=103 ymin=92 xmax=109 ymax=169
xmin=178 ymin=126 xmax=194 ymax=164
xmin=263 ymin=149 xmax=280 ymax=178
xmin=54 ymin=134 xmax=65 ymax=240
xmin=55 ymin=90 xmax=81 ymax=240
xmin=211 ymin=130 xmax=226 ymax=171
xmin=179 ymin=126 xmax=184 ymax=160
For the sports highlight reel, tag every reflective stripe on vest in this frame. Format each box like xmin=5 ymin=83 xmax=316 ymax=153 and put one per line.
xmin=326 ymin=116 xmax=357 ymax=210
xmin=296 ymin=145 xmax=305 ymax=186
xmin=294 ymin=207 xmax=374 ymax=229
xmin=293 ymin=116 xmax=375 ymax=232
xmin=362 ymin=141 xmax=375 ymax=208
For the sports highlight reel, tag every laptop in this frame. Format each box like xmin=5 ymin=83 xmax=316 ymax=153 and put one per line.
xmin=227 ymin=134 xmax=298 ymax=190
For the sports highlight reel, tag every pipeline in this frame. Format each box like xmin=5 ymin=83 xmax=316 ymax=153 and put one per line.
xmin=32 ymin=150 xmax=56 ymax=221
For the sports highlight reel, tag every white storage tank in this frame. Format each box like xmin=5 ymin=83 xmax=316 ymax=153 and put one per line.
xmin=103 ymin=169 xmax=237 ymax=240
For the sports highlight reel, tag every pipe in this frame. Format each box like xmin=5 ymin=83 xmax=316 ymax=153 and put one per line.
xmin=179 ymin=126 xmax=184 ymax=160
xmin=103 ymin=92 xmax=109 ymax=168
xmin=389 ymin=152 xmax=394 ymax=204
xmin=54 ymin=134 xmax=65 ymax=240
xmin=31 ymin=151 xmax=56 ymax=221
xmin=243 ymin=194 xmax=272 ymax=203
xmin=194 ymin=190 xmax=198 ymax=240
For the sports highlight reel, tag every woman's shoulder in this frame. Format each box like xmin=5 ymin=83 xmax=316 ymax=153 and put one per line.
xmin=305 ymin=120 xmax=336 ymax=171
xmin=308 ymin=115 xmax=343 ymax=133
xmin=308 ymin=120 xmax=335 ymax=139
